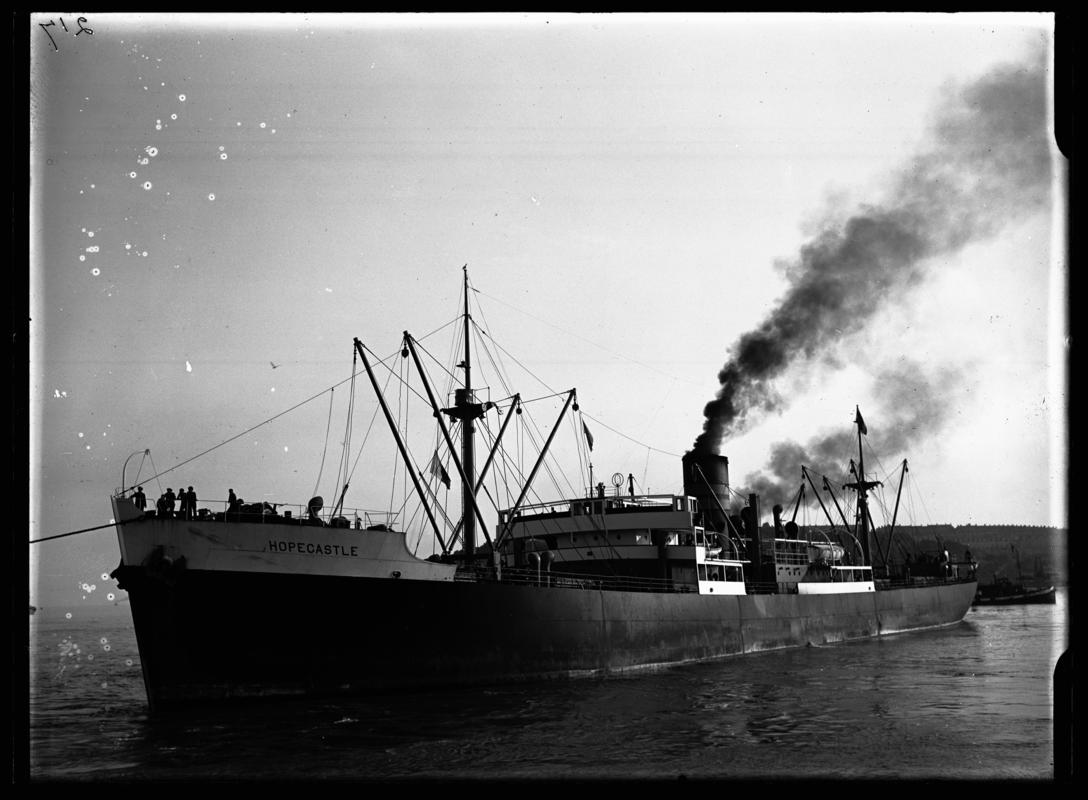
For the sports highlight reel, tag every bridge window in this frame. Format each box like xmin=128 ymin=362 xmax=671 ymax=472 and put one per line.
xmin=698 ymin=564 xmax=707 ymax=581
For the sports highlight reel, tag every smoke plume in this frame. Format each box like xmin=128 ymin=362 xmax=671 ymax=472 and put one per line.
xmin=692 ymin=52 xmax=1052 ymax=456
xmin=741 ymin=359 xmax=960 ymax=511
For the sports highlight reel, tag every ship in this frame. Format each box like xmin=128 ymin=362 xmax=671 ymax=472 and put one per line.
xmin=110 ymin=269 xmax=978 ymax=712
xmin=973 ymin=546 xmax=1056 ymax=605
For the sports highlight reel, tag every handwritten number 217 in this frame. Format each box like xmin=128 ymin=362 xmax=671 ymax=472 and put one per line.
xmin=39 ymin=17 xmax=94 ymax=51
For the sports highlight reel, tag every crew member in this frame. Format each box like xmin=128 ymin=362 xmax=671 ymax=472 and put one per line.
xmin=133 ymin=486 xmax=147 ymax=512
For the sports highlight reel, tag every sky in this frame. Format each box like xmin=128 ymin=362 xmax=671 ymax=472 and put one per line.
xmin=28 ymin=12 xmax=1066 ymax=608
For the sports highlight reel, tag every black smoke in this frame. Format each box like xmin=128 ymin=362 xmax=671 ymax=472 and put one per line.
xmin=692 ymin=51 xmax=1053 ymax=456
xmin=741 ymin=359 xmax=961 ymax=511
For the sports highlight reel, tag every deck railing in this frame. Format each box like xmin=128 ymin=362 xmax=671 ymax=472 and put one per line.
xmin=458 ymin=566 xmax=698 ymax=594
xmin=128 ymin=498 xmax=398 ymax=530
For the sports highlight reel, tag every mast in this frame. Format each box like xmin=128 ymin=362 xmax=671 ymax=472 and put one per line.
xmin=843 ymin=406 xmax=881 ymax=566
xmin=448 ymin=265 xmax=483 ymax=561
xmin=857 ymin=408 xmax=869 ymax=565
xmin=404 ymin=332 xmax=492 ymax=549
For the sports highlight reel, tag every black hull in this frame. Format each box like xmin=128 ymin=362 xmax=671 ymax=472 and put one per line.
xmin=114 ymin=565 xmax=977 ymax=711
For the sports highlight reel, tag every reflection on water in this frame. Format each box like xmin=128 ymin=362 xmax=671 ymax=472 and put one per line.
xmin=27 ymin=591 xmax=1067 ymax=780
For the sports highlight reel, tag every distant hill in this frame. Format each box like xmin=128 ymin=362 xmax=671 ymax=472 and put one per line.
xmin=872 ymin=524 xmax=1068 ymax=586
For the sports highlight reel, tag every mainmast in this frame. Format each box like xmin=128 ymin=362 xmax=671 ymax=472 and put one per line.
xmin=844 ymin=406 xmax=880 ymax=566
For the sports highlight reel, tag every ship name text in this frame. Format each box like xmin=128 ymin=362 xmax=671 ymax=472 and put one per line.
xmin=268 ymin=540 xmax=359 ymax=557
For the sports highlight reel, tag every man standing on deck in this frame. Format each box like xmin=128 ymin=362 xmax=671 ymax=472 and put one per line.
xmin=165 ymin=487 xmax=177 ymax=518
xmin=186 ymin=486 xmax=197 ymax=520
xmin=133 ymin=486 xmax=147 ymax=512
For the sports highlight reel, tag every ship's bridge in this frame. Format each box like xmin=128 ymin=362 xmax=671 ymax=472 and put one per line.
xmin=500 ymin=493 xmax=699 ymax=536
xmin=498 ymin=494 xmax=747 ymax=595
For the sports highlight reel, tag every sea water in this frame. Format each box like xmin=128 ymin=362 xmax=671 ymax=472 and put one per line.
xmin=23 ymin=589 xmax=1068 ymax=781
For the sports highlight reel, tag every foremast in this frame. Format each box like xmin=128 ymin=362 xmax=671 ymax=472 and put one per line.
xmin=357 ymin=267 xmax=580 ymax=567
xmin=445 ymin=265 xmax=483 ymax=561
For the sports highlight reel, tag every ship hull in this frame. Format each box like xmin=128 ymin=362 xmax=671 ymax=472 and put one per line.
xmin=113 ymin=562 xmax=977 ymax=711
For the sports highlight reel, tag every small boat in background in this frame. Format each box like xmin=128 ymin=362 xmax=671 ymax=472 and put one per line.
xmin=973 ymin=545 xmax=1056 ymax=605
xmin=973 ymin=577 xmax=1056 ymax=605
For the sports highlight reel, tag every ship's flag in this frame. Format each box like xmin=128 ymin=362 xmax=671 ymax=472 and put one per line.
xmin=582 ymin=421 xmax=594 ymax=451
xmin=855 ymin=406 xmax=868 ymax=436
xmin=429 ymin=452 xmax=451 ymax=490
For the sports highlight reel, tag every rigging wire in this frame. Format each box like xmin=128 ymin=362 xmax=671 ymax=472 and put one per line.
xmin=146 ymin=452 xmax=165 ymax=499
xmin=359 ymin=342 xmax=433 ymax=408
xmin=343 ymin=402 xmax=382 ymax=493
xmin=331 ymin=359 xmax=358 ymax=516
xmin=578 ymin=411 xmax=681 ymax=458
xmin=122 ymin=375 xmax=363 ymax=494
xmin=476 ymin=326 xmax=557 ymax=397
xmin=468 ymin=284 xmax=519 ymax=396
xmin=471 ymin=286 xmax=704 ymax=388
xmin=30 ymin=522 xmax=118 ymax=544
xmin=411 ymin=334 xmax=463 ymax=389
xmin=473 ymin=321 xmax=515 ymax=402
xmin=311 ymin=387 xmax=336 ymax=500
xmin=519 ymin=396 xmax=576 ymax=500
xmin=471 ymin=288 xmax=674 ymax=485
